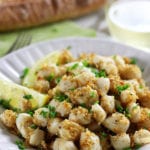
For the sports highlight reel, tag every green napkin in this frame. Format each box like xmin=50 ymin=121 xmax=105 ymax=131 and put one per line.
xmin=0 ymin=21 xmax=96 ymax=56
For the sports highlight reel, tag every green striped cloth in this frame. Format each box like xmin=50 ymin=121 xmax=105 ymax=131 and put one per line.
xmin=0 ymin=21 xmax=96 ymax=57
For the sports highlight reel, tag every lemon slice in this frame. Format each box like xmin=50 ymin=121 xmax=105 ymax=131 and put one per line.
xmin=0 ymin=79 xmax=49 ymax=111
xmin=22 ymin=51 xmax=61 ymax=88
xmin=107 ymin=0 xmax=150 ymax=48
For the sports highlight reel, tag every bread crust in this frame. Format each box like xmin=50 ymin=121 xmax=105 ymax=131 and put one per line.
xmin=0 ymin=0 xmax=106 ymax=31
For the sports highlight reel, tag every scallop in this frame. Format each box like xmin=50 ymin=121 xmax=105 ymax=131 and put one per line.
xmin=58 ymin=119 xmax=84 ymax=141
xmin=52 ymin=138 xmax=78 ymax=150
xmin=80 ymin=129 xmax=102 ymax=150
xmin=110 ymin=133 xmax=131 ymax=150
xmin=103 ymin=112 xmax=130 ymax=134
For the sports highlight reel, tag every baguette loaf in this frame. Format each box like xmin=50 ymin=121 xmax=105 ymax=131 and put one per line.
xmin=0 ymin=0 xmax=106 ymax=32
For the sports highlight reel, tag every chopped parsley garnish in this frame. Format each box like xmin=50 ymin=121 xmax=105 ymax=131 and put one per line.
xmin=0 ymin=99 xmax=10 ymax=109
xmin=55 ymin=77 xmax=61 ymax=84
xmin=54 ymin=93 xmax=69 ymax=102
xmin=113 ymin=55 xmax=117 ymax=60
xmin=80 ymin=103 xmax=87 ymax=108
xmin=40 ymin=110 xmax=48 ymax=118
xmin=26 ymin=110 xmax=34 ymax=116
xmin=100 ymin=131 xmax=108 ymax=140
xmin=20 ymin=68 xmax=29 ymax=79
xmin=67 ymin=63 xmax=79 ymax=71
xmin=15 ymin=140 xmax=25 ymax=150
xmin=124 ymin=108 xmax=131 ymax=118
xmin=116 ymin=105 xmax=124 ymax=113
xmin=23 ymin=94 xmax=33 ymax=100
xmin=101 ymin=132 xmax=108 ymax=138
xmin=80 ymin=103 xmax=91 ymax=112
xmin=30 ymin=124 xmax=37 ymax=129
xmin=90 ymin=91 xmax=96 ymax=98
xmin=116 ymin=84 xmax=130 ymax=94
xmin=130 ymin=57 xmax=137 ymax=64
xmin=82 ymin=60 xmax=89 ymax=67
xmin=148 ymin=112 xmax=150 ymax=118
xmin=116 ymin=105 xmax=131 ymax=118
xmin=48 ymin=105 xmax=57 ymax=118
xmin=139 ymin=85 xmax=143 ymax=89
xmin=45 ymin=73 xmax=54 ymax=82
xmin=132 ymin=105 xmax=138 ymax=110
xmin=69 ymin=88 xmax=75 ymax=91
xmin=98 ymin=70 xmax=107 ymax=77
xmin=91 ymin=68 xmax=98 ymax=74
xmin=91 ymin=68 xmax=107 ymax=78
xmin=94 ymin=100 xmax=99 ymax=104
xmin=66 ymin=45 xmax=72 ymax=50
xmin=13 ymin=108 xmax=21 ymax=113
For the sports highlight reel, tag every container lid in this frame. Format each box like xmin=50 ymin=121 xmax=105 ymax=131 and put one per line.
xmin=108 ymin=0 xmax=150 ymax=33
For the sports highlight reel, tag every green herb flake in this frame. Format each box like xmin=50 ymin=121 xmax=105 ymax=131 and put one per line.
xmin=80 ymin=103 xmax=87 ymax=108
xmin=101 ymin=132 xmax=108 ymax=138
xmin=98 ymin=70 xmax=106 ymax=77
xmin=68 ymin=63 xmax=79 ymax=71
xmin=66 ymin=45 xmax=72 ymax=50
xmin=116 ymin=84 xmax=130 ymax=94
xmin=45 ymin=73 xmax=55 ymax=82
xmin=139 ymin=85 xmax=143 ymax=89
xmin=13 ymin=108 xmax=21 ymax=113
xmin=20 ymin=68 xmax=29 ymax=79
xmin=148 ymin=112 xmax=150 ymax=118
xmin=30 ymin=124 xmax=37 ymax=129
xmin=130 ymin=57 xmax=137 ymax=64
xmin=132 ymin=105 xmax=138 ymax=110
xmin=54 ymin=93 xmax=69 ymax=102
xmin=55 ymin=77 xmax=61 ymax=84
xmin=48 ymin=105 xmax=57 ymax=118
xmin=40 ymin=110 xmax=48 ymax=118
xmin=23 ymin=94 xmax=33 ymax=100
xmin=26 ymin=110 xmax=34 ymax=116
xmin=0 ymin=99 xmax=10 ymax=109
xmin=124 ymin=108 xmax=131 ymax=118
xmin=15 ymin=140 xmax=25 ymax=150
xmin=116 ymin=105 xmax=131 ymax=118
xmin=113 ymin=55 xmax=117 ymax=60
xmin=116 ymin=105 xmax=124 ymax=113
xmin=69 ymin=88 xmax=75 ymax=91
xmin=82 ymin=60 xmax=89 ymax=67
xmin=94 ymin=101 xmax=99 ymax=104
xmin=91 ymin=68 xmax=106 ymax=78
xmin=91 ymin=68 xmax=98 ymax=74
xmin=100 ymin=131 xmax=108 ymax=140
xmin=90 ymin=91 xmax=96 ymax=98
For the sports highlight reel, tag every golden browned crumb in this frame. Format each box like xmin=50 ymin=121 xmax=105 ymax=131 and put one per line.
xmin=0 ymin=110 xmax=17 ymax=129
xmin=59 ymin=119 xmax=84 ymax=141
xmin=57 ymin=50 xmax=74 ymax=65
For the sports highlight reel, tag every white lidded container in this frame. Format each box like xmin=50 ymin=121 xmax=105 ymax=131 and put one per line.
xmin=106 ymin=0 xmax=150 ymax=49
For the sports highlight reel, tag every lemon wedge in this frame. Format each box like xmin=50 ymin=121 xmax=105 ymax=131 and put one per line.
xmin=22 ymin=51 xmax=61 ymax=88
xmin=0 ymin=79 xmax=49 ymax=111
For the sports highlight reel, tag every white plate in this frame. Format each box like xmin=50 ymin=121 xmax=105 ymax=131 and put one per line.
xmin=0 ymin=37 xmax=150 ymax=150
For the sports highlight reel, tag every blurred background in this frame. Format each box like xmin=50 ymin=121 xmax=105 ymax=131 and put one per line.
xmin=0 ymin=0 xmax=150 ymax=56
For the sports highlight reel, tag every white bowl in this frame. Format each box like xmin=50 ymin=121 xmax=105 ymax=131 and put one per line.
xmin=0 ymin=37 xmax=150 ymax=149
